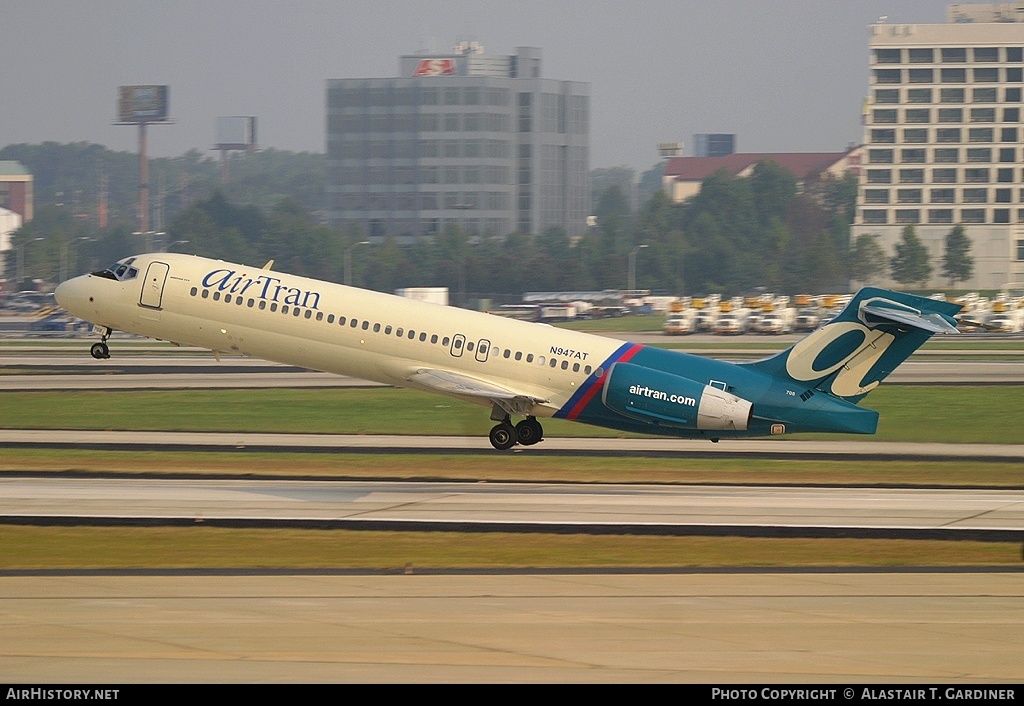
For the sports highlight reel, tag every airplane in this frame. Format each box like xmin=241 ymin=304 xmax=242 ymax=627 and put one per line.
xmin=54 ymin=252 xmax=963 ymax=450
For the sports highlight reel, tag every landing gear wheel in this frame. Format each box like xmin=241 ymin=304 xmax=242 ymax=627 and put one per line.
xmin=90 ymin=342 xmax=110 ymax=360
xmin=489 ymin=422 xmax=517 ymax=450
xmin=515 ymin=417 xmax=543 ymax=446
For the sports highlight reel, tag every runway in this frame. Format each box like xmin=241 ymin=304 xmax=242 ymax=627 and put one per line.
xmin=3 ymin=477 xmax=1023 ymax=540
xmin=2 ymin=340 xmax=1022 ymax=683
xmin=2 ymin=572 xmax=1022 ymax=682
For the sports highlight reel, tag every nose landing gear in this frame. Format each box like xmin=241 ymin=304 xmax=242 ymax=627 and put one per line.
xmin=488 ymin=415 xmax=544 ymax=450
xmin=90 ymin=328 xmax=112 ymax=359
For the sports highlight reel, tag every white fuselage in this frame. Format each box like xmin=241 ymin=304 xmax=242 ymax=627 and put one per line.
xmin=55 ymin=253 xmax=624 ymax=418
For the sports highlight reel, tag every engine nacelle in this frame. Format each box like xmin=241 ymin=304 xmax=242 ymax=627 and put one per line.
xmin=601 ymin=362 xmax=752 ymax=431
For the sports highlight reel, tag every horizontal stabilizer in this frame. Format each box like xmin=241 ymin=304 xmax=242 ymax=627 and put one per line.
xmin=859 ymin=304 xmax=960 ymax=335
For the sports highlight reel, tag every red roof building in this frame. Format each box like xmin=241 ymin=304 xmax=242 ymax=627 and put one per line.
xmin=662 ymin=148 xmax=863 ymax=203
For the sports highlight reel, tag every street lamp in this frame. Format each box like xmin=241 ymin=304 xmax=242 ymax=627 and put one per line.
xmin=15 ymin=237 xmax=45 ymax=287
xmin=344 ymin=240 xmax=370 ymax=286
xmin=628 ymin=244 xmax=649 ymax=293
xmin=60 ymin=237 xmax=93 ymax=282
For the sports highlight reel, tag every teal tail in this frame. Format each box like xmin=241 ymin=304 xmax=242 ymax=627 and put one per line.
xmin=742 ymin=288 xmax=962 ymax=404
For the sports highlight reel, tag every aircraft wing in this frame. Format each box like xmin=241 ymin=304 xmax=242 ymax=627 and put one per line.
xmin=406 ymin=368 xmax=548 ymax=415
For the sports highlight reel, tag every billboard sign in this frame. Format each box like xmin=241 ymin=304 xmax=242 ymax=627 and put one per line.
xmin=215 ymin=116 xmax=257 ymax=149
xmin=117 ymin=85 xmax=169 ymax=122
xmin=412 ymin=59 xmax=455 ymax=77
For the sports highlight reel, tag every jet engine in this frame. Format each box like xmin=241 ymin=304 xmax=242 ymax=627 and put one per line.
xmin=601 ymin=362 xmax=752 ymax=431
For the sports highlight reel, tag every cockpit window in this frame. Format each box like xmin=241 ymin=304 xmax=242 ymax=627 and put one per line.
xmin=92 ymin=258 xmax=141 ymax=282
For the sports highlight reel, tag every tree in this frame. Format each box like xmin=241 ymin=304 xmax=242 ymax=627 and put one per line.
xmin=890 ymin=225 xmax=931 ymax=288
xmin=850 ymin=233 xmax=888 ymax=285
xmin=941 ymin=224 xmax=974 ymax=287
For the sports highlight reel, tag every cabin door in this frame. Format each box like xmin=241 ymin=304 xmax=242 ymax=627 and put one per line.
xmin=140 ymin=261 xmax=170 ymax=309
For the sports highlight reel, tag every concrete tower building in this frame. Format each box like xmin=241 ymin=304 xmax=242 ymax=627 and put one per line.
xmin=853 ymin=4 xmax=1024 ymax=288
xmin=326 ymin=44 xmax=590 ymax=243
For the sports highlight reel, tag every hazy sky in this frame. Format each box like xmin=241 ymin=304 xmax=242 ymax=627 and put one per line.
xmin=2 ymin=0 xmax=953 ymax=171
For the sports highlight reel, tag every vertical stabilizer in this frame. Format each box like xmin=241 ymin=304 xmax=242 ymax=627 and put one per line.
xmin=741 ymin=288 xmax=961 ymax=403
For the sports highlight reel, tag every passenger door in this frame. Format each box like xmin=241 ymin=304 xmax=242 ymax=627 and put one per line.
xmin=139 ymin=261 xmax=169 ymax=309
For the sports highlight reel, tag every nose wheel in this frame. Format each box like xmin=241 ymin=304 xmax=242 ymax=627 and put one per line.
xmin=90 ymin=342 xmax=110 ymax=360
xmin=90 ymin=328 xmax=112 ymax=359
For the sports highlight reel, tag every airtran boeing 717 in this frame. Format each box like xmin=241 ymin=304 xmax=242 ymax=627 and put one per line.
xmin=54 ymin=253 xmax=962 ymax=449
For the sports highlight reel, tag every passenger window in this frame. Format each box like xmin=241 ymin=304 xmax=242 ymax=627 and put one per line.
xmin=362 ymin=321 xmax=369 ymax=330
xmin=224 ymin=295 xmax=232 ymax=303
xmin=282 ymin=305 xmax=289 ymax=314
xmin=373 ymin=323 xmax=381 ymax=332
xmin=442 ymin=337 xmax=450 ymax=346
xmin=304 ymin=310 xmax=312 ymax=318
xmin=572 ymin=363 xmax=580 ymax=372
xmin=467 ymin=342 xmax=474 ymax=351
xmin=248 ymin=299 xmax=255 ymax=307
xmin=237 ymin=297 xmax=244 ymax=306
xmin=550 ymin=359 xmax=557 ymax=368
xmin=270 ymin=303 xmax=278 ymax=312
xmin=316 ymin=312 xmax=323 ymax=321
xmin=561 ymin=360 xmax=569 ymax=370
xmin=515 ymin=351 xmax=522 ymax=361
xmin=190 ymin=287 xmax=198 ymax=297
xmin=385 ymin=325 xmax=392 ymax=334
xmin=201 ymin=290 xmax=209 ymax=299
xmin=327 ymin=314 xmax=334 ymax=323
xmin=408 ymin=330 xmax=415 ymax=339
xmin=419 ymin=332 xmax=426 ymax=341
xmin=584 ymin=365 xmax=592 ymax=375
xmin=430 ymin=334 xmax=438 ymax=344
xmin=351 ymin=319 xmax=358 ymax=327
xmin=526 ymin=354 xmax=534 ymax=363
xmin=259 ymin=301 xmax=266 ymax=310
xmin=294 ymin=308 xmax=302 ymax=316
xmin=338 ymin=316 xmax=346 ymax=325
xmin=538 ymin=356 xmax=546 ymax=366
xmin=213 ymin=292 xmax=221 ymax=301
xmin=397 ymin=328 xmax=404 ymax=337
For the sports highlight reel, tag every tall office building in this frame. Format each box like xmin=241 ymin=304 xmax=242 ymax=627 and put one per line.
xmin=326 ymin=44 xmax=589 ymax=243
xmin=852 ymin=5 xmax=1024 ymax=289
xmin=693 ymin=134 xmax=736 ymax=157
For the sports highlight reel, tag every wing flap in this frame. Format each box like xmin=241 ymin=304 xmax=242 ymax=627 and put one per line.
xmin=406 ymin=368 xmax=548 ymax=404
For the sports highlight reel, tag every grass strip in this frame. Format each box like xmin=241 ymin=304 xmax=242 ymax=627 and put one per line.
xmin=1 ymin=386 xmax=1022 ymax=444
xmin=0 ymin=526 xmax=1018 ymax=570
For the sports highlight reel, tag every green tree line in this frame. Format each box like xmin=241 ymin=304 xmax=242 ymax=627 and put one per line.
xmin=17 ymin=141 xmax=957 ymax=297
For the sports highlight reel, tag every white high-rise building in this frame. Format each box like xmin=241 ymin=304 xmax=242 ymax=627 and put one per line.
xmin=853 ymin=5 xmax=1024 ymax=288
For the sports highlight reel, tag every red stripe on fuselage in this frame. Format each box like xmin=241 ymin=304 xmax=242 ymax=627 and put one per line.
xmin=565 ymin=343 xmax=643 ymax=420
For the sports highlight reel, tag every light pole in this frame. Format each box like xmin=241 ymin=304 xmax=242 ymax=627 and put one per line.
xmin=345 ymin=240 xmax=370 ymax=286
xmin=16 ymin=237 xmax=45 ymax=288
xmin=60 ymin=237 xmax=93 ymax=282
xmin=628 ymin=244 xmax=649 ymax=293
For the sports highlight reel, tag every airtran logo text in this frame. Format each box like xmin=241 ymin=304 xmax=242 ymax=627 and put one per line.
xmin=202 ymin=269 xmax=321 ymax=310
xmin=629 ymin=385 xmax=696 ymax=406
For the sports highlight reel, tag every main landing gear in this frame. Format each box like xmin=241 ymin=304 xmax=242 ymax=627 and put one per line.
xmin=488 ymin=415 xmax=544 ymax=450
xmin=90 ymin=328 xmax=112 ymax=360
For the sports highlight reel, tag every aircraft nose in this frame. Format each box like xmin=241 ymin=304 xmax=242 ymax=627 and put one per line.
xmin=54 ymin=276 xmax=91 ymax=318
